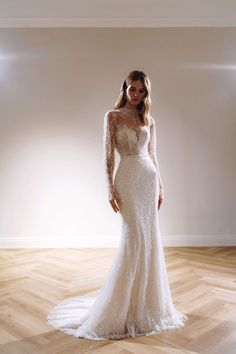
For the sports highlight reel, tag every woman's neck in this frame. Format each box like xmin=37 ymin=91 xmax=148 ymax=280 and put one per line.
xmin=121 ymin=104 xmax=137 ymax=111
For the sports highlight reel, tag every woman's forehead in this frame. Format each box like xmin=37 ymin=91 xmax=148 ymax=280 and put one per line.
xmin=129 ymin=80 xmax=145 ymax=89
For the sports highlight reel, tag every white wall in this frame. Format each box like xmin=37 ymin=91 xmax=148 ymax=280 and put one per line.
xmin=0 ymin=28 xmax=235 ymax=247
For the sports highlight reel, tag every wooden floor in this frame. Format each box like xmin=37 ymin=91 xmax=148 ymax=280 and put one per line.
xmin=0 ymin=247 xmax=236 ymax=354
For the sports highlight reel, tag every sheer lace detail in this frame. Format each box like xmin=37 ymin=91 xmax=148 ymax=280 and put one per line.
xmin=103 ymin=108 xmax=164 ymax=200
xmin=147 ymin=115 xmax=164 ymax=198
xmin=103 ymin=110 xmax=116 ymax=200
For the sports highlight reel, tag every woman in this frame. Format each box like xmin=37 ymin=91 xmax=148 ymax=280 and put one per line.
xmin=47 ymin=70 xmax=188 ymax=340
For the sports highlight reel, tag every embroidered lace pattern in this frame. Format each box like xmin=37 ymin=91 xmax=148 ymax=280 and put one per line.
xmin=103 ymin=107 xmax=164 ymax=201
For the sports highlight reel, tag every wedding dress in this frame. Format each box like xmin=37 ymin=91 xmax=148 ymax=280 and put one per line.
xmin=46 ymin=106 xmax=188 ymax=340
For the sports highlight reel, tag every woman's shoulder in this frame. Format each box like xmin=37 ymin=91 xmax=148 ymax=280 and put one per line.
xmin=105 ymin=109 xmax=120 ymax=114
xmin=104 ymin=109 xmax=120 ymax=120
xmin=149 ymin=112 xmax=160 ymax=123
xmin=147 ymin=113 xmax=155 ymax=126
xmin=103 ymin=110 xmax=119 ymax=130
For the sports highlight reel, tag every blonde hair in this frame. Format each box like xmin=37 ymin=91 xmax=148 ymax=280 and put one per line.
xmin=114 ymin=70 xmax=152 ymax=126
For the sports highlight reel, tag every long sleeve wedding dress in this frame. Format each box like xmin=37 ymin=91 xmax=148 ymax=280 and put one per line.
xmin=46 ymin=106 xmax=188 ymax=340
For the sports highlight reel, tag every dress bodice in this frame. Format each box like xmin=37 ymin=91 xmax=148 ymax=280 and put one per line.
xmin=103 ymin=106 xmax=164 ymax=200
xmin=113 ymin=108 xmax=151 ymax=157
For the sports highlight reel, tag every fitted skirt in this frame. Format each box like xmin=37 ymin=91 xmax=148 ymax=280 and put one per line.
xmin=46 ymin=154 xmax=188 ymax=340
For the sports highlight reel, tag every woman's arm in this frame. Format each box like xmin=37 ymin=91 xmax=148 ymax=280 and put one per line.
xmin=148 ymin=115 xmax=164 ymax=199
xmin=103 ymin=110 xmax=116 ymax=201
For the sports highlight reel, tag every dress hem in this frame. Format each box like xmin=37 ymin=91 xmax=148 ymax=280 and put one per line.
xmin=46 ymin=312 xmax=188 ymax=341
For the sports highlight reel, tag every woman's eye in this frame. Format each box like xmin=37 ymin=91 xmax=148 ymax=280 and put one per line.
xmin=130 ymin=88 xmax=144 ymax=93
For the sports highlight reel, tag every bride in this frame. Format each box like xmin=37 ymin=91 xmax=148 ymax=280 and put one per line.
xmin=46 ymin=70 xmax=188 ymax=340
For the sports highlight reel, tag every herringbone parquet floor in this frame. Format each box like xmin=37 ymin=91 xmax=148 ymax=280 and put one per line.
xmin=0 ymin=247 xmax=236 ymax=354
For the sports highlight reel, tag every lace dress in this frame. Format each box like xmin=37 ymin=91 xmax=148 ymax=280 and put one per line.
xmin=46 ymin=106 xmax=188 ymax=340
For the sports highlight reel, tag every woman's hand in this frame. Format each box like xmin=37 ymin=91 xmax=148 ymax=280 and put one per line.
xmin=158 ymin=195 xmax=164 ymax=211
xmin=109 ymin=189 xmax=120 ymax=213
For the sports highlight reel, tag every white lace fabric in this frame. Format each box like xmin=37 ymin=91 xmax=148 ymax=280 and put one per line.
xmin=46 ymin=107 xmax=188 ymax=340
xmin=103 ymin=108 xmax=164 ymax=201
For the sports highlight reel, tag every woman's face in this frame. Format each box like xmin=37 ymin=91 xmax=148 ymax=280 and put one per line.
xmin=126 ymin=80 xmax=146 ymax=106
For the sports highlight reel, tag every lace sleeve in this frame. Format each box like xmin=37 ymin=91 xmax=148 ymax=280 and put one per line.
xmin=148 ymin=116 xmax=164 ymax=198
xmin=103 ymin=110 xmax=116 ymax=200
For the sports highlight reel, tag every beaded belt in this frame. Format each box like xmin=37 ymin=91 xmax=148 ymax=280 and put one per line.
xmin=120 ymin=153 xmax=149 ymax=159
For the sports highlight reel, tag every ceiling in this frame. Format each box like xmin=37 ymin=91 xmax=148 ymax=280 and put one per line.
xmin=0 ymin=0 xmax=236 ymax=27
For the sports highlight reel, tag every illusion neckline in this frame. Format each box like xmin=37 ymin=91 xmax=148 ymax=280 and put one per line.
xmin=118 ymin=106 xmax=138 ymax=112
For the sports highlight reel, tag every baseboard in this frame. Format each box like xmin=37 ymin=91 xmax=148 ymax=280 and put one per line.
xmin=163 ymin=235 xmax=236 ymax=247
xmin=0 ymin=235 xmax=235 ymax=248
